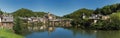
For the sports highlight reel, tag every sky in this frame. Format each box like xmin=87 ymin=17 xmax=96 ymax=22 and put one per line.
xmin=0 ymin=0 xmax=120 ymax=16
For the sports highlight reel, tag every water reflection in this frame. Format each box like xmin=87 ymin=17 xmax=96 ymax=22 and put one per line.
xmin=27 ymin=25 xmax=47 ymax=31
xmin=96 ymin=30 xmax=120 ymax=38
xmin=25 ymin=25 xmax=120 ymax=38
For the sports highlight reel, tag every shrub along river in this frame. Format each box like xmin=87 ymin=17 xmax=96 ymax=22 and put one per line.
xmin=24 ymin=26 xmax=120 ymax=38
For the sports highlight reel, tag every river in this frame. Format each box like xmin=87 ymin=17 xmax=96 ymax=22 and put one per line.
xmin=25 ymin=27 xmax=120 ymax=38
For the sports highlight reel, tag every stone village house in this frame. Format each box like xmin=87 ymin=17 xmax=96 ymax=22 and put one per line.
xmin=20 ymin=13 xmax=72 ymax=27
xmin=0 ymin=14 xmax=14 ymax=29
xmin=82 ymin=14 xmax=110 ymax=24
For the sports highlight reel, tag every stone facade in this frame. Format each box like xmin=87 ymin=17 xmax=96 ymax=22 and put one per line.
xmin=43 ymin=13 xmax=72 ymax=27
xmin=0 ymin=14 xmax=14 ymax=29
xmin=19 ymin=13 xmax=72 ymax=27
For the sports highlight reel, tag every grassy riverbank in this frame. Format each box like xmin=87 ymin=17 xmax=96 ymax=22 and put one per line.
xmin=0 ymin=28 xmax=24 ymax=38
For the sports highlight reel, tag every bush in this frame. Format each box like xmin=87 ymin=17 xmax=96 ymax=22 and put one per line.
xmin=91 ymin=12 xmax=120 ymax=30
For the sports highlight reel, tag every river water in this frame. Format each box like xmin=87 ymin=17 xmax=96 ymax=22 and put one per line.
xmin=25 ymin=27 xmax=120 ymax=38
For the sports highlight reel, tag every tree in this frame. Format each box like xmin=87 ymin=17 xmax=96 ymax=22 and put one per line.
xmin=110 ymin=12 xmax=120 ymax=30
xmin=13 ymin=17 xmax=23 ymax=34
xmin=13 ymin=8 xmax=34 ymax=17
xmin=34 ymin=12 xmax=47 ymax=17
xmin=63 ymin=8 xmax=94 ymax=28
xmin=64 ymin=8 xmax=94 ymax=19
xmin=92 ymin=12 xmax=120 ymax=30
xmin=94 ymin=8 xmax=101 ymax=14
xmin=0 ymin=9 xmax=3 ymax=15
xmin=63 ymin=3 xmax=120 ymax=30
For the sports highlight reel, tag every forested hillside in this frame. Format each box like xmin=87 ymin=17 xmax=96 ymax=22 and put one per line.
xmin=64 ymin=3 xmax=120 ymax=18
xmin=63 ymin=3 xmax=120 ymax=30
xmin=12 ymin=8 xmax=47 ymax=17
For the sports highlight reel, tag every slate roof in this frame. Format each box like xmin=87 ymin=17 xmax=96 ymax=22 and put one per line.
xmin=1 ymin=16 xmax=13 ymax=22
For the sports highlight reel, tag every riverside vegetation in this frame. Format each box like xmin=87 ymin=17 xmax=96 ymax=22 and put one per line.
xmin=64 ymin=3 xmax=120 ymax=30
xmin=0 ymin=28 xmax=24 ymax=38
xmin=0 ymin=3 xmax=120 ymax=38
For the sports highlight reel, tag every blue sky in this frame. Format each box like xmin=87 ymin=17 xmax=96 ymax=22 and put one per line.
xmin=0 ymin=0 xmax=120 ymax=16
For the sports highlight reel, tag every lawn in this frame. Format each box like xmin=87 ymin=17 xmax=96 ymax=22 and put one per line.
xmin=0 ymin=28 xmax=24 ymax=38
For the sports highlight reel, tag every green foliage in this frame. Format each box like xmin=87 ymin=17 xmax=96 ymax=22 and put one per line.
xmin=93 ymin=3 xmax=120 ymax=15
xmin=94 ymin=8 xmax=101 ymax=14
xmin=13 ymin=8 xmax=34 ymax=17
xmin=110 ymin=12 xmax=120 ymax=22
xmin=91 ymin=12 xmax=120 ymax=30
xmin=13 ymin=17 xmax=24 ymax=34
xmin=64 ymin=8 xmax=94 ymax=28
xmin=0 ymin=10 xmax=3 ymax=15
xmin=0 ymin=29 xmax=24 ymax=38
xmin=64 ymin=8 xmax=94 ymax=19
xmin=13 ymin=8 xmax=47 ymax=17
xmin=12 ymin=8 xmax=60 ymax=18
xmin=64 ymin=3 xmax=120 ymax=18
xmin=101 ymin=5 xmax=112 ymax=15
xmin=109 ymin=12 xmax=120 ymax=29
xmin=34 ymin=12 xmax=47 ymax=17
xmin=64 ymin=3 xmax=120 ymax=30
